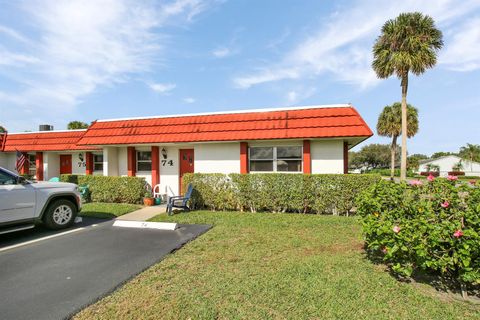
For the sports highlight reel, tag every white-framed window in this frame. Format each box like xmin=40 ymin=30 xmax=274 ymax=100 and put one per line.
xmin=28 ymin=154 xmax=36 ymax=176
xmin=93 ymin=154 xmax=103 ymax=172
xmin=249 ymin=146 xmax=302 ymax=172
xmin=136 ymin=151 xmax=152 ymax=172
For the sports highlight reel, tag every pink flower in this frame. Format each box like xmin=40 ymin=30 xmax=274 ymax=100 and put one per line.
xmin=409 ymin=180 xmax=423 ymax=186
xmin=427 ymin=174 xmax=435 ymax=182
xmin=381 ymin=247 xmax=388 ymax=254
xmin=441 ymin=201 xmax=450 ymax=208
xmin=393 ymin=226 xmax=401 ymax=234
xmin=453 ymin=230 xmax=463 ymax=238
xmin=447 ymin=175 xmax=458 ymax=181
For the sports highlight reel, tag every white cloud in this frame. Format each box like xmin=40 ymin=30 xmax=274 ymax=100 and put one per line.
xmin=440 ymin=17 xmax=480 ymax=71
xmin=233 ymin=0 xmax=480 ymax=90
xmin=149 ymin=83 xmax=176 ymax=94
xmin=183 ymin=97 xmax=196 ymax=103
xmin=212 ymin=47 xmax=231 ymax=58
xmin=286 ymin=87 xmax=315 ymax=104
xmin=0 ymin=0 xmax=218 ymax=131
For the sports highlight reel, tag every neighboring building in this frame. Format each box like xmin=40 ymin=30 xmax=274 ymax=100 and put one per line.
xmin=0 ymin=104 xmax=373 ymax=196
xmin=418 ymin=155 xmax=480 ymax=177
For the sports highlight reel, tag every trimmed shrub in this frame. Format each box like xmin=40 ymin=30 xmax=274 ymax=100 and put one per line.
xmin=60 ymin=174 xmax=147 ymax=204
xmin=183 ymin=173 xmax=381 ymax=215
xmin=357 ymin=178 xmax=480 ymax=286
xmin=366 ymin=168 xmax=417 ymax=177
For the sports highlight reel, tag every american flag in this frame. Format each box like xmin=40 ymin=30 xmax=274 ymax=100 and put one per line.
xmin=15 ymin=150 xmax=28 ymax=173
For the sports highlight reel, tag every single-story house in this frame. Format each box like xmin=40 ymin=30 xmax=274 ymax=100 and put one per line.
xmin=0 ymin=104 xmax=373 ymax=196
xmin=418 ymin=155 xmax=480 ymax=177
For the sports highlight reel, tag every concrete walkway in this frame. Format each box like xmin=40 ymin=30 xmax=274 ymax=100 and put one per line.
xmin=118 ymin=205 xmax=167 ymax=221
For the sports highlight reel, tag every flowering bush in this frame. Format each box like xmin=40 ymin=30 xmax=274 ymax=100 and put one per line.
xmin=357 ymin=178 xmax=480 ymax=285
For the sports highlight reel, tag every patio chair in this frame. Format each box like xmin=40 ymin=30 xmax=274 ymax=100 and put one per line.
xmin=167 ymin=184 xmax=193 ymax=215
xmin=153 ymin=184 xmax=161 ymax=198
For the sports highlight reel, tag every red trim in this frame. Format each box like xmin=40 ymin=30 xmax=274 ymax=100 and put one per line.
xmin=127 ymin=147 xmax=136 ymax=177
xmin=151 ymin=146 xmax=159 ymax=187
xmin=85 ymin=152 xmax=94 ymax=175
xmin=343 ymin=141 xmax=349 ymax=174
xmin=303 ymin=140 xmax=311 ymax=174
xmin=36 ymin=152 xmax=43 ymax=181
xmin=240 ymin=142 xmax=248 ymax=174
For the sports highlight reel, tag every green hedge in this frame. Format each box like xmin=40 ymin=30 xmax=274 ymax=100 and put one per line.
xmin=183 ymin=173 xmax=381 ymax=215
xmin=60 ymin=174 xmax=147 ymax=204
xmin=365 ymin=168 xmax=417 ymax=177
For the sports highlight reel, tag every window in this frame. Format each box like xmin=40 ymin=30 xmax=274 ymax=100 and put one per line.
xmin=136 ymin=151 xmax=152 ymax=172
xmin=28 ymin=154 xmax=36 ymax=176
xmin=0 ymin=169 xmax=16 ymax=185
xmin=93 ymin=154 xmax=103 ymax=171
xmin=249 ymin=146 xmax=302 ymax=172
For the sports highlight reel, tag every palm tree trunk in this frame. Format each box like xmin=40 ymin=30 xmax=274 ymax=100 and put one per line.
xmin=391 ymin=135 xmax=397 ymax=179
xmin=400 ymin=74 xmax=409 ymax=181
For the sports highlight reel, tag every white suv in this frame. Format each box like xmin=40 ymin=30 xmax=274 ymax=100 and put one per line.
xmin=0 ymin=167 xmax=82 ymax=235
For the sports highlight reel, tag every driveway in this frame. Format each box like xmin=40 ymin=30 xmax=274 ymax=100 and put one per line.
xmin=0 ymin=217 xmax=211 ymax=320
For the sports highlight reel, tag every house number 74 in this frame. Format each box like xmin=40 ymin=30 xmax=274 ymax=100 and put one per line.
xmin=161 ymin=160 xmax=174 ymax=166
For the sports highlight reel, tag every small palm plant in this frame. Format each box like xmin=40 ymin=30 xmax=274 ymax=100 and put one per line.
xmin=377 ymin=102 xmax=418 ymax=179
xmin=373 ymin=12 xmax=443 ymax=180
xmin=459 ymin=143 xmax=480 ymax=172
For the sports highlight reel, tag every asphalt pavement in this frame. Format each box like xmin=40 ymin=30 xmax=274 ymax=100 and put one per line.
xmin=0 ymin=218 xmax=211 ymax=320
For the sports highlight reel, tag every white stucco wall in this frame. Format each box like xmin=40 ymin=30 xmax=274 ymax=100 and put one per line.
xmin=311 ymin=140 xmax=344 ymax=174
xmin=194 ymin=143 xmax=240 ymax=174
xmin=418 ymin=155 xmax=480 ymax=177
xmin=103 ymin=147 xmax=119 ymax=176
xmin=44 ymin=152 xmax=59 ymax=180
xmin=70 ymin=152 xmax=87 ymax=175
xmin=117 ymin=147 xmax=128 ymax=176
xmin=0 ymin=153 xmax=16 ymax=172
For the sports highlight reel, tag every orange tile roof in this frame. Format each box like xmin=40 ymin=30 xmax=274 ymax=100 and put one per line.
xmin=78 ymin=106 xmax=372 ymax=145
xmin=2 ymin=130 xmax=99 ymax=152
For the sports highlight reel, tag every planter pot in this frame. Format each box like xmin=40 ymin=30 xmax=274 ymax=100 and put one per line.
xmin=420 ymin=171 xmax=439 ymax=177
xmin=154 ymin=197 xmax=162 ymax=205
xmin=448 ymin=171 xmax=465 ymax=176
xmin=143 ymin=197 xmax=155 ymax=206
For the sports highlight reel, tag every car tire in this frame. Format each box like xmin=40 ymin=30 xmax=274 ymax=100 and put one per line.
xmin=43 ymin=199 xmax=77 ymax=230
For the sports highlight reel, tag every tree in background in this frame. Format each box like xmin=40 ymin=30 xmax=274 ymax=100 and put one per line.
xmin=67 ymin=121 xmax=89 ymax=130
xmin=377 ymin=102 xmax=418 ymax=179
xmin=372 ymin=12 xmax=443 ymax=180
xmin=0 ymin=125 xmax=6 ymax=133
xmin=431 ymin=151 xmax=455 ymax=159
xmin=459 ymin=143 xmax=480 ymax=171
xmin=407 ymin=154 xmax=428 ymax=172
xmin=349 ymin=144 xmax=393 ymax=171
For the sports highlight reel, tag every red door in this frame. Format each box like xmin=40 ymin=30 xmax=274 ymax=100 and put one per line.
xmin=179 ymin=149 xmax=194 ymax=194
xmin=60 ymin=155 xmax=72 ymax=174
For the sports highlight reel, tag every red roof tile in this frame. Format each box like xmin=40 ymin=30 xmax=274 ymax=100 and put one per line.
xmin=78 ymin=106 xmax=372 ymax=146
xmin=2 ymin=130 xmax=99 ymax=152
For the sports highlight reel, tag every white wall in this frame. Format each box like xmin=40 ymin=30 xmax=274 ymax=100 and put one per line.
xmin=118 ymin=147 xmax=128 ymax=176
xmin=0 ymin=153 xmax=16 ymax=171
xmin=103 ymin=147 xmax=119 ymax=176
xmin=418 ymin=155 xmax=480 ymax=177
xmin=44 ymin=152 xmax=59 ymax=180
xmin=194 ymin=143 xmax=240 ymax=174
xmin=311 ymin=140 xmax=344 ymax=174
xmin=70 ymin=152 xmax=87 ymax=175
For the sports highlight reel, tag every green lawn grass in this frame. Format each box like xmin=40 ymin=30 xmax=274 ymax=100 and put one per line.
xmin=80 ymin=202 xmax=142 ymax=219
xmin=75 ymin=211 xmax=480 ymax=319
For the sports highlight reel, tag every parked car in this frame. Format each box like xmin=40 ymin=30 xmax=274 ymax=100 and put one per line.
xmin=0 ymin=167 xmax=82 ymax=235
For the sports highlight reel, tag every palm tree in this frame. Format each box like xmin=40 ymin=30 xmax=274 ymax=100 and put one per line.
xmin=372 ymin=12 xmax=443 ymax=180
xmin=459 ymin=143 xmax=480 ymax=172
xmin=377 ymin=102 xmax=418 ymax=178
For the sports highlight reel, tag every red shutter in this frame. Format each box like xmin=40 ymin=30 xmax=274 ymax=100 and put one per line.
xmin=127 ymin=147 xmax=136 ymax=177
xmin=303 ymin=140 xmax=311 ymax=174
xmin=240 ymin=142 xmax=249 ymax=174
xmin=36 ymin=152 xmax=44 ymax=181
xmin=85 ymin=152 xmax=93 ymax=175
xmin=151 ymin=146 xmax=159 ymax=186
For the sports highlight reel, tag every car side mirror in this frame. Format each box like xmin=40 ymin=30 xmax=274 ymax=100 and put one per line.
xmin=16 ymin=176 xmax=27 ymax=184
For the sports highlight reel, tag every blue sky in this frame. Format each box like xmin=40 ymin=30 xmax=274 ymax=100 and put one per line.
xmin=0 ymin=0 xmax=479 ymax=155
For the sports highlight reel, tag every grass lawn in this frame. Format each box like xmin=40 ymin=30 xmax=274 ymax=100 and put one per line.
xmin=79 ymin=202 xmax=142 ymax=219
xmin=75 ymin=211 xmax=480 ymax=319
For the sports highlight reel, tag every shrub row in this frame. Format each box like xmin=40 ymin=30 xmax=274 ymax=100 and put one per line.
xmin=183 ymin=173 xmax=381 ymax=215
xmin=365 ymin=168 xmax=417 ymax=177
xmin=357 ymin=178 xmax=480 ymax=285
xmin=60 ymin=174 xmax=147 ymax=204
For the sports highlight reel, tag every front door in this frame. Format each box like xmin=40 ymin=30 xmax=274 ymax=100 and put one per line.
xmin=179 ymin=149 xmax=194 ymax=194
xmin=60 ymin=155 xmax=72 ymax=174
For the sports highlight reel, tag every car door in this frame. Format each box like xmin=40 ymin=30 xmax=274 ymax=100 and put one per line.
xmin=0 ymin=169 xmax=36 ymax=224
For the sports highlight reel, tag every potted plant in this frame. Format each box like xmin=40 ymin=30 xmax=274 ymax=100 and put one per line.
xmin=143 ymin=191 xmax=155 ymax=206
